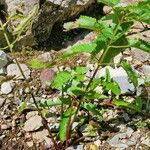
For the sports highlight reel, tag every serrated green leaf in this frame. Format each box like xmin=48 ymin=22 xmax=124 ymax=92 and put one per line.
xmin=135 ymin=97 xmax=143 ymax=111
xmin=83 ymin=102 xmax=102 ymax=117
xmin=60 ymin=98 xmax=71 ymax=105
xmin=39 ymin=99 xmax=62 ymax=107
xmin=105 ymin=68 xmax=111 ymax=82
xmin=89 ymin=79 xmax=101 ymax=91
xmin=62 ymin=43 xmax=97 ymax=60
xmin=121 ymin=61 xmax=138 ymax=88
xmin=75 ymin=66 xmax=87 ymax=74
xmin=113 ymin=99 xmax=142 ymax=112
xmin=85 ymin=90 xmax=107 ymax=100
xmin=103 ymin=81 xmax=121 ymax=96
xmin=101 ymin=36 xmax=128 ymax=65
xmin=128 ymin=39 xmax=150 ymax=53
xmin=28 ymin=58 xmax=45 ymax=69
xmin=59 ymin=108 xmax=75 ymax=142
xmin=51 ymin=71 xmax=72 ymax=90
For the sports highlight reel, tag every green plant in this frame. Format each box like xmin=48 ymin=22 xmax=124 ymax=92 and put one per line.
xmin=0 ymin=5 xmax=59 ymax=150
xmin=47 ymin=0 xmax=150 ymax=146
xmin=1 ymin=0 xmax=150 ymax=149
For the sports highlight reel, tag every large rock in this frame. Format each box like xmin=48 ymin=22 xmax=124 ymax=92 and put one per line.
xmin=32 ymin=0 xmax=95 ymax=44
xmin=1 ymin=0 xmax=96 ymax=47
xmin=7 ymin=63 xmax=31 ymax=80
xmin=23 ymin=115 xmax=43 ymax=132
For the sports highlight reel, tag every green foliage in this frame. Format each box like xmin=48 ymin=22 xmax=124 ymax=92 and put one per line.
xmin=0 ymin=4 xmax=38 ymax=52
xmin=59 ymin=108 xmax=76 ymax=142
xmin=28 ymin=58 xmax=45 ymax=69
xmin=39 ymin=99 xmax=62 ymax=107
xmin=51 ymin=71 xmax=72 ymax=90
xmin=121 ymin=61 xmax=138 ymax=88
xmin=2 ymin=0 xmax=150 ymax=148
xmin=19 ymin=101 xmax=27 ymax=112
xmin=113 ymin=97 xmax=143 ymax=112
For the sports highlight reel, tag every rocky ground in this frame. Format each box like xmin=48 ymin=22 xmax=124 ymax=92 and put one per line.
xmin=0 ymin=28 xmax=150 ymax=150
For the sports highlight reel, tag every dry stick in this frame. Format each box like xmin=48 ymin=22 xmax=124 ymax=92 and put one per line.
xmin=1 ymin=22 xmax=59 ymax=150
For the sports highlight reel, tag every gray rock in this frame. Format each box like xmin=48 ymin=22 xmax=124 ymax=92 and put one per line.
xmin=141 ymin=137 xmax=150 ymax=147
xmin=7 ymin=64 xmax=31 ymax=80
xmin=108 ymin=133 xmax=129 ymax=149
xmin=32 ymin=129 xmax=54 ymax=147
xmin=2 ymin=0 xmax=96 ymax=46
xmin=38 ymin=52 xmax=53 ymax=62
xmin=95 ymin=66 xmax=142 ymax=94
xmin=66 ymin=145 xmax=84 ymax=150
xmin=40 ymin=69 xmax=56 ymax=88
xmin=32 ymin=0 xmax=95 ymax=44
xmin=1 ymin=82 xmax=15 ymax=94
xmin=0 ymin=67 xmax=6 ymax=75
xmin=23 ymin=115 xmax=43 ymax=132
xmin=1 ymin=124 xmax=11 ymax=130
xmin=0 ymin=134 xmax=6 ymax=140
xmin=131 ymin=48 xmax=150 ymax=62
xmin=143 ymin=65 xmax=150 ymax=78
xmin=0 ymin=98 xmax=5 ymax=107
xmin=26 ymin=111 xmax=38 ymax=120
xmin=0 ymin=51 xmax=9 ymax=67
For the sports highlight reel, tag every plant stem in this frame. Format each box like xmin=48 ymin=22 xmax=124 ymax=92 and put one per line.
xmin=1 ymin=22 xmax=59 ymax=150
xmin=66 ymin=16 xmax=123 ymax=145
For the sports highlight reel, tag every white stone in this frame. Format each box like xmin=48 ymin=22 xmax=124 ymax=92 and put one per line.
xmin=32 ymin=129 xmax=53 ymax=146
xmin=0 ymin=98 xmax=5 ymax=107
xmin=141 ymin=137 xmax=150 ymax=147
xmin=114 ymin=53 xmax=122 ymax=65
xmin=23 ymin=115 xmax=43 ymax=132
xmin=96 ymin=66 xmax=136 ymax=94
xmin=143 ymin=65 xmax=150 ymax=78
xmin=26 ymin=141 xmax=34 ymax=147
xmin=0 ymin=67 xmax=6 ymax=75
xmin=38 ymin=52 xmax=53 ymax=62
xmin=26 ymin=111 xmax=38 ymax=120
xmin=108 ymin=133 xmax=128 ymax=149
xmin=7 ymin=63 xmax=31 ymax=80
xmin=1 ymin=82 xmax=15 ymax=94
xmin=0 ymin=51 xmax=8 ymax=67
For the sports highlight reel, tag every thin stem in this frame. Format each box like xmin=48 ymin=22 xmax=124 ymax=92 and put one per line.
xmin=67 ymin=15 xmax=124 ymax=145
xmin=1 ymin=21 xmax=59 ymax=150
xmin=110 ymin=45 xmax=130 ymax=48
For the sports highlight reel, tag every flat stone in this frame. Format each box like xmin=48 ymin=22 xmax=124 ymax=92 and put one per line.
xmin=38 ymin=52 xmax=53 ymax=62
xmin=141 ymin=137 xmax=150 ymax=147
xmin=143 ymin=65 xmax=150 ymax=78
xmin=95 ymin=66 xmax=141 ymax=94
xmin=23 ymin=115 xmax=43 ymax=132
xmin=26 ymin=111 xmax=38 ymax=120
xmin=0 ymin=51 xmax=8 ymax=67
xmin=1 ymin=82 xmax=15 ymax=94
xmin=26 ymin=141 xmax=34 ymax=147
xmin=0 ymin=98 xmax=5 ymax=107
xmin=40 ymin=69 xmax=56 ymax=88
xmin=131 ymin=48 xmax=150 ymax=62
xmin=32 ymin=129 xmax=53 ymax=146
xmin=108 ymin=133 xmax=129 ymax=149
xmin=66 ymin=145 xmax=84 ymax=150
xmin=0 ymin=67 xmax=6 ymax=75
xmin=1 ymin=124 xmax=11 ymax=130
xmin=7 ymin=64 xmax=31 ymax=80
